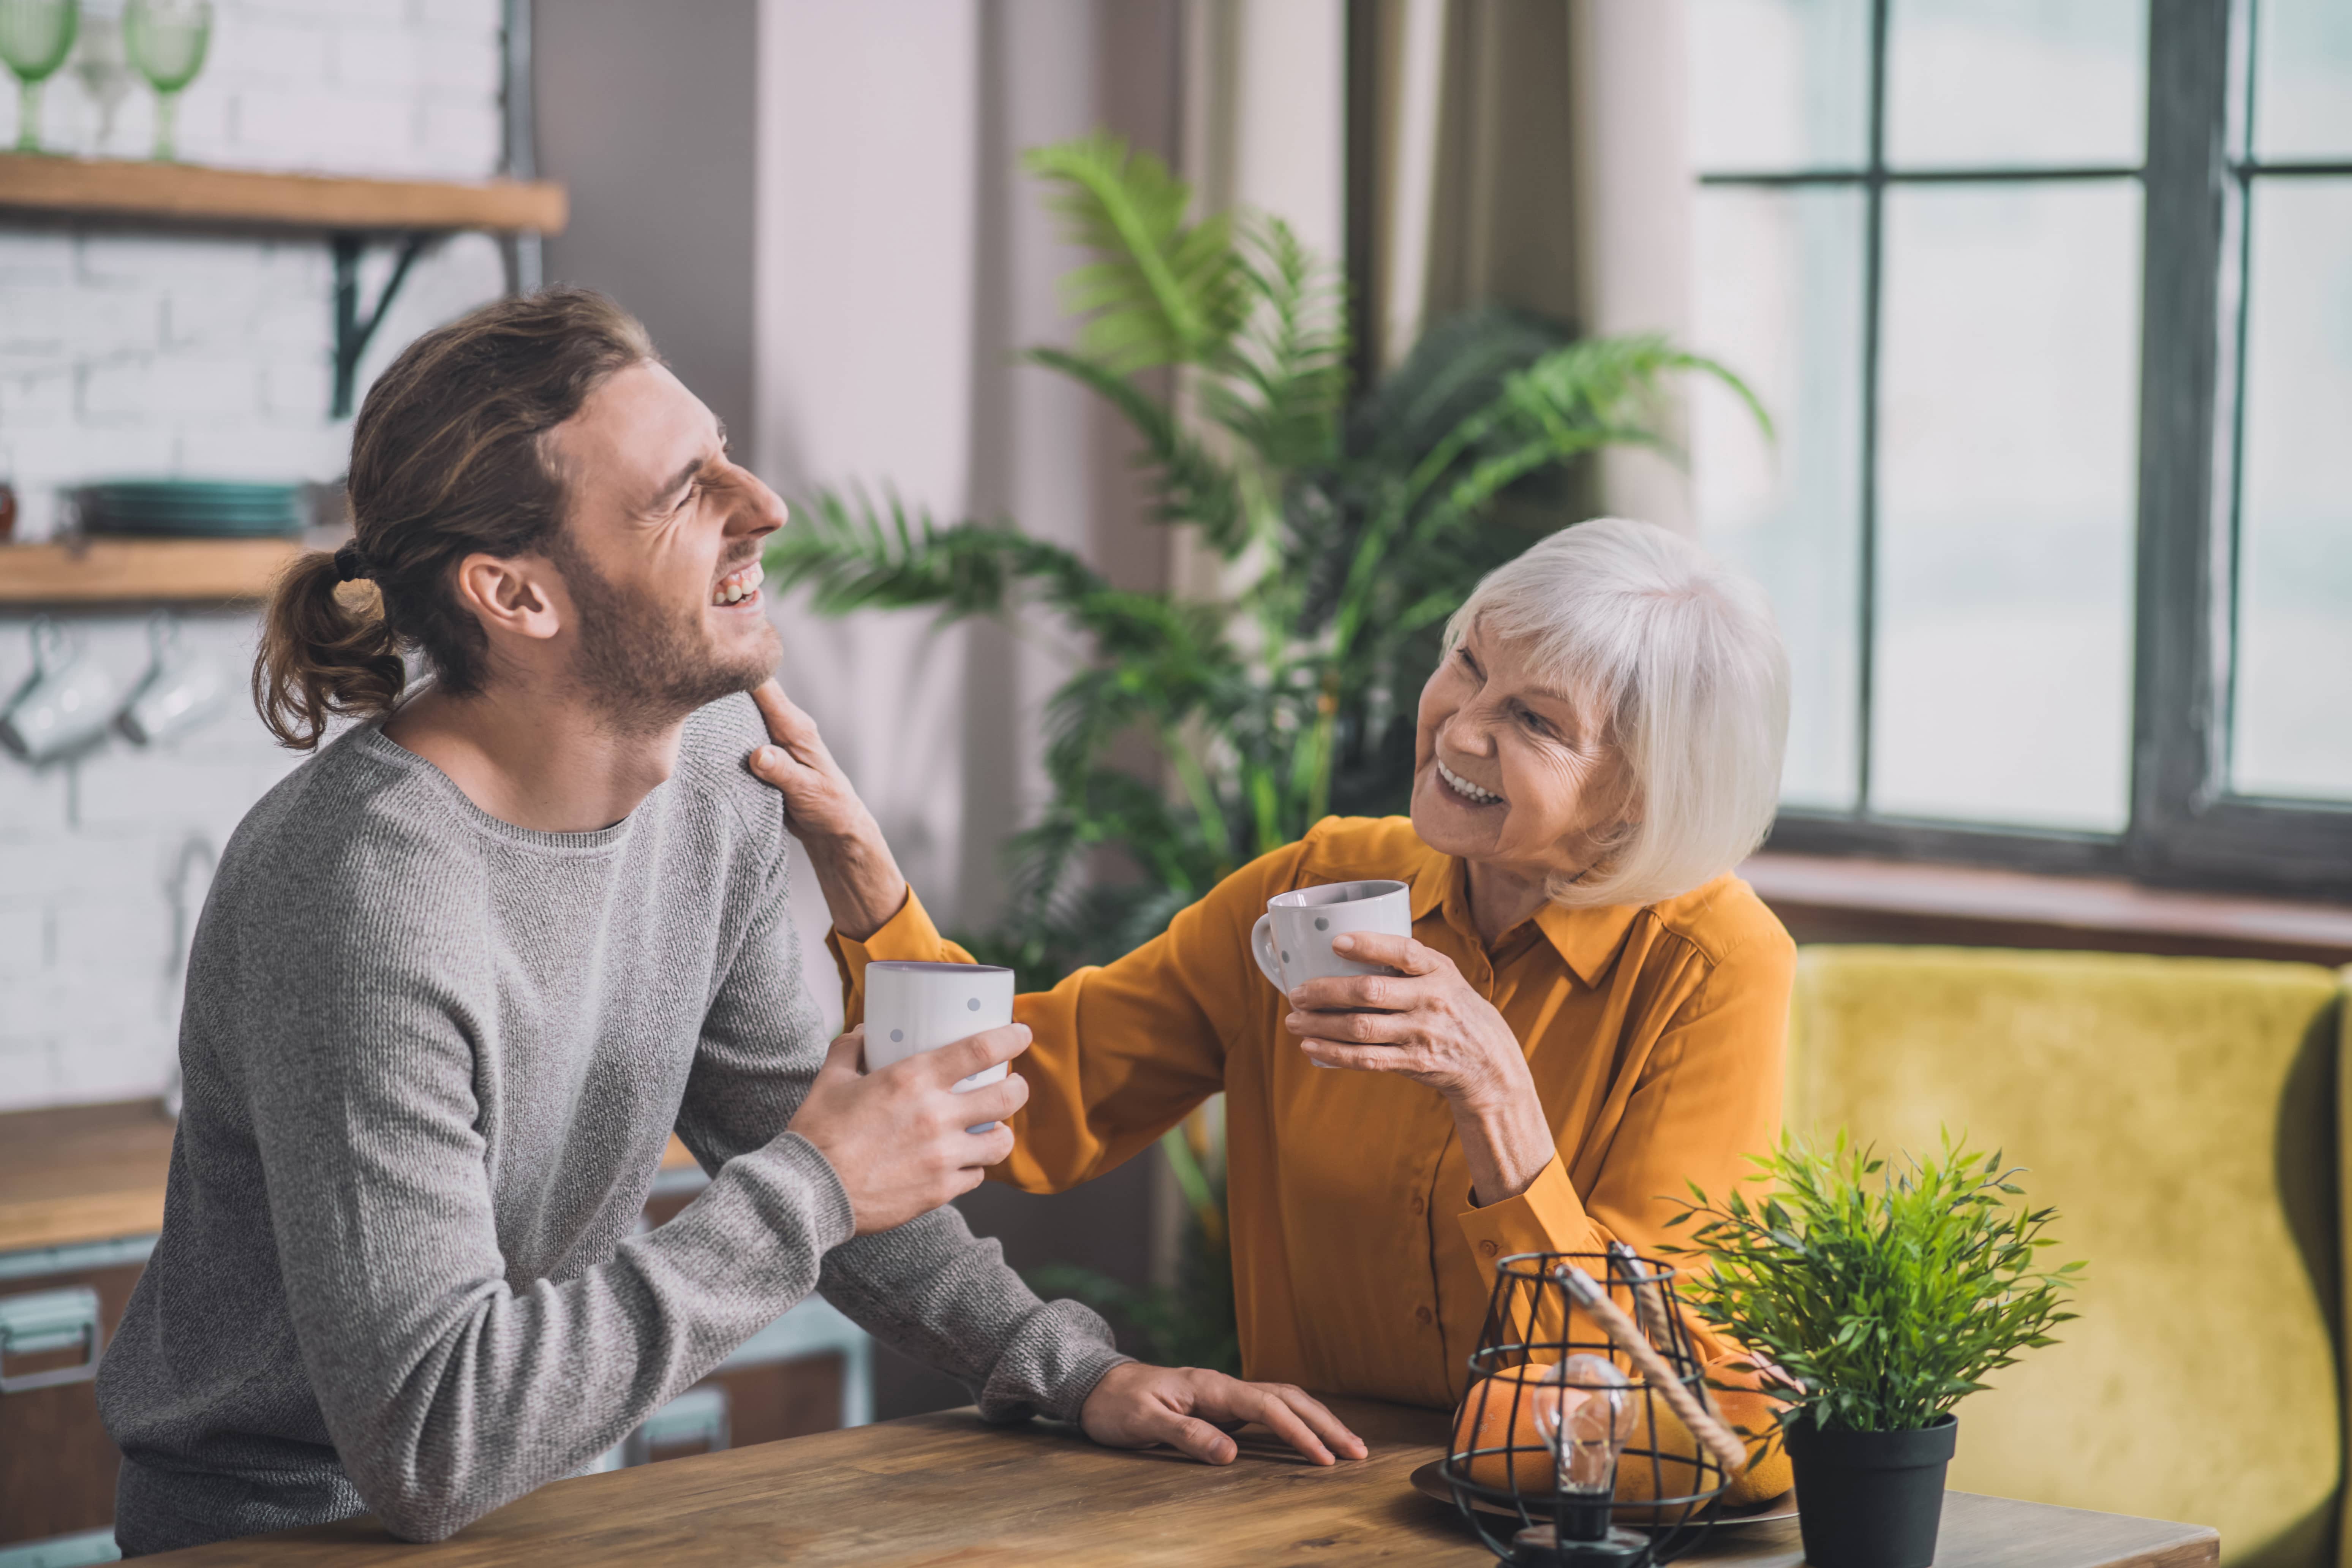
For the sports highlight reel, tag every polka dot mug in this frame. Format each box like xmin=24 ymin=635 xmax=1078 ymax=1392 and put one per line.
xmin=863 ymin=961 xmax=1017 ymax=1111
xmin=1249 ymin=879 xmax=1412 ymax=1000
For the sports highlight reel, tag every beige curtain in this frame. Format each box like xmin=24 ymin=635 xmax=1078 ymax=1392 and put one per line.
xmin=754 ymin=0 xmax=1190 ymax=1338
xmin=756 ymin=0 xmax=1188 ymax=950
xmin=1356 ymin=0 xmax=1697 ymax=531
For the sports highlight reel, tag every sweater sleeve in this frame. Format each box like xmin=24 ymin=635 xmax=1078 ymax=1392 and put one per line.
xmin=681 ymin=846 xmax=1128 ymax=1425
xmin=237 ymin=850 xmax=856 ymax=1545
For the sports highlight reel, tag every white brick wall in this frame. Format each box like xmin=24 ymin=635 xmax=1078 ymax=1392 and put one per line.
xmin=0 ymin=0 xmax=511 ymax=1112
xmin=0 ymin=609 xmax=308 ymax=1109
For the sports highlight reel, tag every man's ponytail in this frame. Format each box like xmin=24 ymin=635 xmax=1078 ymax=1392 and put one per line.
xmin=244 ymin=285 xmax=656 ymax=751
xmin=252 ymin=550 xmax=407 ymax=749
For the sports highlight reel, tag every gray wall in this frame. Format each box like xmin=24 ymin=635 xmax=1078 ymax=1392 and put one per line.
xmin=536 ymin=0 xmax=760 ymax=444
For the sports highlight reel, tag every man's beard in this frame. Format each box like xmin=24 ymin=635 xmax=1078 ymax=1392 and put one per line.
xmin=550 ymin=534 xmax=776 ymax=731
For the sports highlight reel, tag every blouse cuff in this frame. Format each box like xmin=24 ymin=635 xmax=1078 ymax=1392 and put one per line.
xmin=1454 ymin=1152 xmax=1600 ymax=1268
xmin=825 ymin=886 xmax=953 ymax=1024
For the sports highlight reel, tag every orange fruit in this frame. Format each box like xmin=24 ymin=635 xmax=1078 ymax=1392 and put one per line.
xmin=1707 ymin=1362 xmax=1795 ymax=1505
xmin=1448 ymin=1363 xmax=1563 ymax=1494
xmin=1449 ymin=1360 xmax=1791 ymax=1512
xmin=1614 ymin=1364 xmax=1792 ymax=1516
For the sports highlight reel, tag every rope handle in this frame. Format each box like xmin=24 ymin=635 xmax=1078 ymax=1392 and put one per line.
xmin=1557 ymin=1263 xmax=1748 ymax=1478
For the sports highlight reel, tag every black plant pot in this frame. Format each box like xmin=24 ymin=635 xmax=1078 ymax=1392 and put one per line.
xmin=1782 ymin=1414 xmax=1958 ymax=1568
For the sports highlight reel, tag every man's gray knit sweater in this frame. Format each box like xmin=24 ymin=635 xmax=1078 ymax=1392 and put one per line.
xmin=96 ymin=695 xmax=1126 ymax=1556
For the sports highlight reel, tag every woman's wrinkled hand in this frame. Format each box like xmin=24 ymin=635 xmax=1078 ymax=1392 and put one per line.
xmin=743 ymin=679 xmax=909 ymax=939
xmin=745 ymin=680 xmax=874 ymax=844
xmin=1285 ymin=931 xmax=1559 ymax=1204
xmin=1282 ymin=931 xmax=1532 ymax=1114
xmin=1078 ymin=1362 xmax=1369 ymax=1467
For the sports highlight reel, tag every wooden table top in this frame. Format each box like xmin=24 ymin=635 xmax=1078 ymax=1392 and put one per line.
xmin=0 ymin=1099 xmax=703 ymax=1257
xmin=141 ymin=1398 xmax=2216 ymax=1568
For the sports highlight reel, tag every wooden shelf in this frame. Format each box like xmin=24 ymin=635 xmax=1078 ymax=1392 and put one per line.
xmin=0 ymin=152 xmax=566 ymax=233
xmin=0 ymin=155 xmax=567 ymax=416
xmin=0 ymin=538 xmax=310 ymax=604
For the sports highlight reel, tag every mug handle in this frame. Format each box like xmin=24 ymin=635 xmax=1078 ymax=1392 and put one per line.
xmin=28 ymin=615 xmax=66 ymax=676
xmin=1250 ymin=914 xmax=1285 ymax=990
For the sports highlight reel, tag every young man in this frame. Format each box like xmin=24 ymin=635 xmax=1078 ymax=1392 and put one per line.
xmin=96 ymin=289 xmax=1360 ymax=1557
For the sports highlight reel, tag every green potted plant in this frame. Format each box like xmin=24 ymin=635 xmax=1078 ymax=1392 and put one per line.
xmin=1664 ymin=1134 xmax=2080 ymax=1568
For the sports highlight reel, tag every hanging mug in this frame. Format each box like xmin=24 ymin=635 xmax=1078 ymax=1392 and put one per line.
xmin=119 ymin=611 xmax=227 ymax=745
xmin=1 ymin=618 xmax=118 ymax=763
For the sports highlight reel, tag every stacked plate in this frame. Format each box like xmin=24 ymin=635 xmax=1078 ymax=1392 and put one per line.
xmin=79 ymin=481 xmax=307 ymax=538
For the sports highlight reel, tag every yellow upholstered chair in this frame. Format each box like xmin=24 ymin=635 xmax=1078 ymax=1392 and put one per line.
xmin=1783 ymin=947 xmax=2343 ymax=1568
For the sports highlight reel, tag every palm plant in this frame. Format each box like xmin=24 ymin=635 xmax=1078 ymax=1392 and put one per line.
xmin=767 ymin=131 xmax=1764 ymax=1372
xmin=767 ymin=130 xmax=1764 ymax=987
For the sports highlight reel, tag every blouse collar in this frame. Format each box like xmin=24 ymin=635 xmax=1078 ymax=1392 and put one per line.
xmin=1408 ymin=851 xmax=1642 ymax=990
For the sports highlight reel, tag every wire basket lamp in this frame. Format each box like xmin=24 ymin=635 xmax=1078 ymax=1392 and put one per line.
xmin=1441 ymin=1248 xmax=1747 ymax=1566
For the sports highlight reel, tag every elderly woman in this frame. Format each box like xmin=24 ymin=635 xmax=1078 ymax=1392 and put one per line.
xmin=753 ymin=516 xmax=1792 ymax=1429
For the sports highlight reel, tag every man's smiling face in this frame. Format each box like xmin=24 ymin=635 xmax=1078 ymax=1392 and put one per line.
xmin=541 ymin=360 xmax=787 ymax=727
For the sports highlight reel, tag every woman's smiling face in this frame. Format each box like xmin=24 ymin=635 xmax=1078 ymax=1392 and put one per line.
xmin=1408 ymin=621 xmax=1634 ymax=885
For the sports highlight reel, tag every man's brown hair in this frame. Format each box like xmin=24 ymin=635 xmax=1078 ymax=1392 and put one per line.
xmin=253 ymin=286 xmax=656 ymax=748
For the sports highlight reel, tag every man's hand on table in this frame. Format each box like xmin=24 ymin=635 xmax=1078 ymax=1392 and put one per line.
xmin=1079 ymin=1363 xmax=1369 ymax=1467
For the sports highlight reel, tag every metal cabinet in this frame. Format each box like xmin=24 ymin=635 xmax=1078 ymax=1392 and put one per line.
xmin=0 ymin=1238 xmax=153 ymax=1558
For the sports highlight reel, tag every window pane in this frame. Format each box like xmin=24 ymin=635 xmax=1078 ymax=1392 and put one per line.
xmin=1690 ymin=0 xmax=1871 ymax=173
xmin=1693 ymin=187 xmax=1867 ymax=810
xmin=1886 ymin=0 xmax=2147 ymax=169
xmin=1873 ymin=182 xmax=2142 ymax=831
xmin=2254 ymin=0 xmax=2352 ymax=161
xmin=2230 ymin=179 xmax=2352 ymax=802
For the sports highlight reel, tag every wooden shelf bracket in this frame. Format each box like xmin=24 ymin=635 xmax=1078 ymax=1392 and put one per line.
xmin=0 ymin=152 xmax=567 ymax=421
xmin=330 ymin=231 xmax=435 ymax=419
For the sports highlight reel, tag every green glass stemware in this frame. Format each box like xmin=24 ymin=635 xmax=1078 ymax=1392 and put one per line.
xmin=0 ymin=0 xmax=80 ymax=155
xmin=122 ymin=0 xmax=207 ymax=162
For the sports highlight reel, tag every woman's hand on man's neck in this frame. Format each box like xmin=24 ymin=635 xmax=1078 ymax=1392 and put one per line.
xmin=382 ymin=680 xmax=688 ymax=835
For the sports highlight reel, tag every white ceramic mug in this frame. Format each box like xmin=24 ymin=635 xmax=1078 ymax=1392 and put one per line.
xmin=0 ymin=618 xmax=117 ymax=763
xmin=119 ymin=611 xmax=227 ymax=746
xmin=865 ymin=961 xmax=1016 ymax=1130
xmin=1250 ymin=879 xmax=1413 ymax=995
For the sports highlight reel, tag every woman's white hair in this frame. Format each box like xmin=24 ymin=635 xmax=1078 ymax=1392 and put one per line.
xmin=1442 ymin=517 xmax=1790 ymax=910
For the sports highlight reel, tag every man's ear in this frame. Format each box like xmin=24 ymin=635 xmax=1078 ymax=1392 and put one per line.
xmin=452 ymin=553 xmax=567 ymax=644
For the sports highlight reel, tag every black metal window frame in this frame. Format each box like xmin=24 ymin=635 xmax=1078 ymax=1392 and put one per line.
xmin=1702 ymin=0 xmax=2352 ymax=899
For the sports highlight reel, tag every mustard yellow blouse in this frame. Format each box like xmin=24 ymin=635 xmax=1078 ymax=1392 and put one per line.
xmin=830 ymin=815 xmax=1794 ymax=1410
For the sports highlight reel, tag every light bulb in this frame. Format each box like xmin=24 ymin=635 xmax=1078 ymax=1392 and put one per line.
xmin=1532 ymin=1353 xmax=1638 ymax=1495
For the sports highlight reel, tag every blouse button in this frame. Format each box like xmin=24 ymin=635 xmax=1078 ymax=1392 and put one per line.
xmin=1478 ymin=1239 xmax=1499 ymax=1259
xmin=1416 ymin=1305 xmax=1434 ymax=1326
xmin=1410 ymin=1194 xmax=1426 ymax=1216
